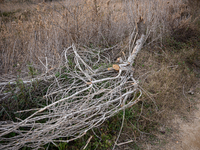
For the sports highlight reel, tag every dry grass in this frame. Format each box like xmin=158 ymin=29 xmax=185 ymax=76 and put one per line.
xmin=0 ymin=0 xmax=195 ymax=76
xmin=135 ymin=47 xmax=198 ymax=122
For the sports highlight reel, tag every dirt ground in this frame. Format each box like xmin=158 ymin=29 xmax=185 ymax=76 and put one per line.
xmin=142 ymin=79 xmax=200 ymax=150
xmin=164 ymin=89 xmax=200 ymax=150
xmin=162 ymin=81 xmax=200 ymax=150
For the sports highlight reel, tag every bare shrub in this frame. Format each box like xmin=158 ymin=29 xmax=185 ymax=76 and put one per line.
xmin=166 ymin=0 xmax=200 ymax=43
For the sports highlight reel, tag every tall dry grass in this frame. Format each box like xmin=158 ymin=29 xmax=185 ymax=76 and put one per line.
xmin=0 ymin=0 xmax=196 ymax=78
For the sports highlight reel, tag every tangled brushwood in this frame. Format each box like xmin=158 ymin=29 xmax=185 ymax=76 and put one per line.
xmin=0 ymin=34 xmax=145 ymax=149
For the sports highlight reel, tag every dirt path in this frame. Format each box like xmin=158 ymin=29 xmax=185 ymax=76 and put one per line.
xmin=164 ymin=82 xmax=200 ymax=150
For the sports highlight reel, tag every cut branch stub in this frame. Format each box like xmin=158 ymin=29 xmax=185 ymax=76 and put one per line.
xmin=112 ymin=64 xmax=120 ymax=71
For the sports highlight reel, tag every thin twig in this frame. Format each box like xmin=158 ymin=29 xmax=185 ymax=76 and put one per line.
xmin=83 ymin=136 xmax=93 ymax=150
xmin=116 ymin=140 xmax=134 ymax=146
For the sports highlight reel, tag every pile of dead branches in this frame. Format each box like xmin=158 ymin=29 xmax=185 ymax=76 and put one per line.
xmin=0 ymin=33 xmax=145 ymax=149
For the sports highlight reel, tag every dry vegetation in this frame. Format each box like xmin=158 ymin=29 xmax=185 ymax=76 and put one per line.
xmin=0 ymin=0 xmax=196 ymax=75
xmin=0 ymin=0 xmax=200 ymax=149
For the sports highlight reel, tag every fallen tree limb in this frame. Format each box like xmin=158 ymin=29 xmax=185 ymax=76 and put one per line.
xmin=0 ymin=34 xmax=146 ymax=150
xmin=0 ymin=75 xmax=54 ymax=86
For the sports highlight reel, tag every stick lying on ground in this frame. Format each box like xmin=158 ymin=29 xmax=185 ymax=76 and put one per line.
xmin=0 ymin=34 xmax=146 ymax=149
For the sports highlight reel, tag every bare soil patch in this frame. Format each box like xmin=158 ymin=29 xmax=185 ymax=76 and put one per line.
xmin=164 ymin=83 xmax=200 ymax=150
xmin=150 ymin=81 xmax=200 ymax=150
